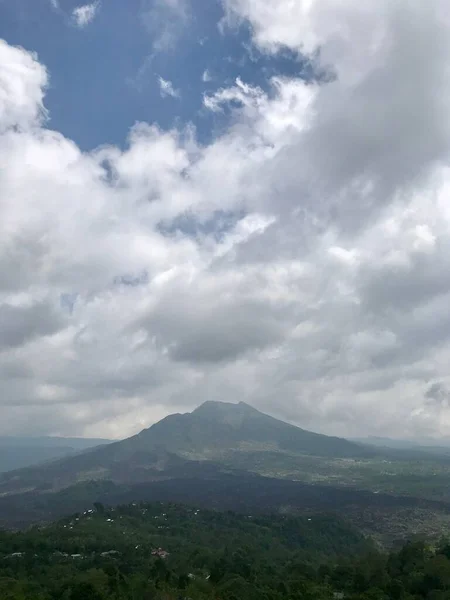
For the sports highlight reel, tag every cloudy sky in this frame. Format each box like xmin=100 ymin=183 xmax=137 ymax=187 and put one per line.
xmin=1 ymin=0 xmax=450 ymax=440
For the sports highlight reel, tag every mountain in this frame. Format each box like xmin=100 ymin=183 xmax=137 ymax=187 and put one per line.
xmin=0 ymin=401 xmax=370 ymax=494
xmin=0 ymin=436 xmax=111 ymax=473
xmin=131 ymin=400 xmax=367 ymax=459
xmin=3 ymin=403 xmax=450 ymax=544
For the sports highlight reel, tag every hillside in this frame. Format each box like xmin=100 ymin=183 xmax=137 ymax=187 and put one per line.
xmin=0 ymin=401 xmax=370 ymax=494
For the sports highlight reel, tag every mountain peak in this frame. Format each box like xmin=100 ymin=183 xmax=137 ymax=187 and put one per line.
xmin=193 ymin=400 xmax=258 ymax=416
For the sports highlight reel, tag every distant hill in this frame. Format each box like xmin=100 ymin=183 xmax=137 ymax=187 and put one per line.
xmin=350 ymin=436 xmax=450 ymax=458
xmin=0 ymin=401 xmax=370 ymax=494
xmin=349 ymin=436 xmax=422 ymax=450
xmin=0 ymin=436 xmax=111 ymax=473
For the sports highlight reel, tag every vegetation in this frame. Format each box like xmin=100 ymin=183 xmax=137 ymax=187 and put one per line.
xmin=0 ymin=501 xmax=367 ymax=599
xmin=2 ymin=471 xmax=450 ymax=544
xmin=2 ymin=502 xmax=450 ymax=599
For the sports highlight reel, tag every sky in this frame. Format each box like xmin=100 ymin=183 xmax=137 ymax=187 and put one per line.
xmin=1 ymin=1 xmax=450 ymax=441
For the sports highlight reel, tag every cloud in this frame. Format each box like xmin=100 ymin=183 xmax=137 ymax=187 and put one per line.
xmin=131 ymin=1 xmax=190 ymax=91
xmin=141 ymin=0 xmax=190 ymax=53
xmin=202 ymin=69 xmax=212 ymax=83
xmin=158 ymin=76 xmax=180 ymax=98
xmin=0 ymin=40 xmax=48 ymax=132
xmin=72 ymin=2 xmax=100 ymax=28
xmin=137 ymin=268 xmax=289 ymax=363
xmin=3 ymin=0 xmax=450 ymax=441
xmin=425 ymin=383 xmax=450 ymax=406
xmin=0 ymin=300 xmax=66 ymax=350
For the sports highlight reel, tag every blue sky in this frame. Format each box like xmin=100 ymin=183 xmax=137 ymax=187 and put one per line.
xmin=0 ymin=0 xmax=306 ymax=149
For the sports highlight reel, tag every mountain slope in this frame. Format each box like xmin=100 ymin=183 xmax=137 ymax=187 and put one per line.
xmin=0 ymin=401 xmax=370 ymax=494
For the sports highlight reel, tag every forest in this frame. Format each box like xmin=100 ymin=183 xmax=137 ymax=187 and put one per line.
xmin=1 ymin=501 xmax=450 ymax=599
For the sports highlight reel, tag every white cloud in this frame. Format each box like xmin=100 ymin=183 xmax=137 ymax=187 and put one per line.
xmin=72 ymin=2 xmax=100 ymax=28
xmin=202 ymin=69 xmax=212 ymax=83
xmin=141 ymin=0 xmax=190 ymax=53
xmin=158 ymin=76 xmax=180 ymax=99
xmin=132 ymin=1 xmax=189 ymax=90
xmin=3 ymin=0 xmax=450 ymax=441
xmin=0 ymin=40 xmax=48 ymax=132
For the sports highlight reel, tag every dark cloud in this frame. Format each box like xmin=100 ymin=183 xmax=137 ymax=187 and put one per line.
xmin=0 ymin=301 xmax=65 ymax=350
xmin=426 ymin=382 xmax=450 ymax=404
